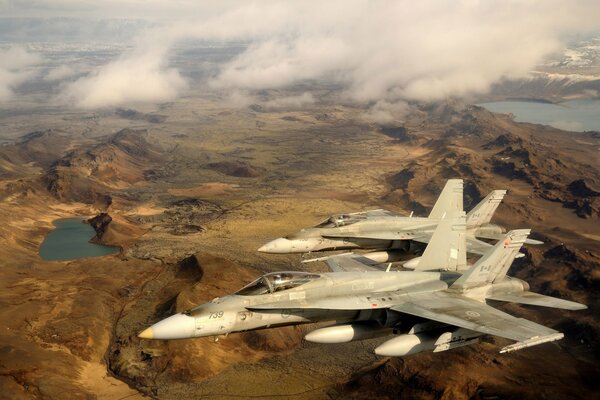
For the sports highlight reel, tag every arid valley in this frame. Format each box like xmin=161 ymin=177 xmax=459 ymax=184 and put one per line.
xmin=1 ymin=4 xmax=600 ymax=399
xmin=1 ymin=87 xmax=599 ymax=399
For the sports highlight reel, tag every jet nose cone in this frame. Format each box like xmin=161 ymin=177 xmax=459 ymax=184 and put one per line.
xmin=138 ymin=327 xmax=154 ymax=339
xmin=138 ymin=313 xmax=195 ymax=340
xmin=257 ymin=244 xmax=269 ymax=252
xmin=258 ymin=238 xmax=293 ymax=253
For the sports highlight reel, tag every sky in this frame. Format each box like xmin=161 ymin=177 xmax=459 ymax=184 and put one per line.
xmin=1 ymin=0 xmax=599 ymax=116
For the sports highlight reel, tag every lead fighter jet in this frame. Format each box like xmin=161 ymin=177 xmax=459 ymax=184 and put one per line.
xmin=258 ymin=179 xmax=534 ymax=261
xmin=139 ymin=214 xmax=585 ymax=356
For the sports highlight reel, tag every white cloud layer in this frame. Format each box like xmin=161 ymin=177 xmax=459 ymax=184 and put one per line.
xmin=362 ymin=100 xmax=413 ymax=125
xmin=0 ymin=46 xmax=41 ymax=101
xmin=205 ymin=1 xmax=600 ymax=103
xmin=59 ymin=42 xmax=187 ymax=108
xmin=262 ymin=93 xmax=315 ymax=111
xmin=44 ymin=64 xmax=81 ymax=81
xmin=2 ymin=1 xmax=599 ymax=109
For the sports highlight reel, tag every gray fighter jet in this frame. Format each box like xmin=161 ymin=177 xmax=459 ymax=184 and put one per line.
xmin=138 ymin=214 xmax=585 ymax=356
xmin=257 ymin=179 xmax=522 ymax=261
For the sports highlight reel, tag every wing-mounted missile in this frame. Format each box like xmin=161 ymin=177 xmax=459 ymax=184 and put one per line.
xmin=499 ymin=333 xmax=564 ymax=353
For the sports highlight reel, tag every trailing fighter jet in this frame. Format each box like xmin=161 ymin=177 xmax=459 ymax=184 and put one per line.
xmin=138 ymin=214 xmax=585 ymax=356
xmin=257 ymin=179 xmax=529 ymax=261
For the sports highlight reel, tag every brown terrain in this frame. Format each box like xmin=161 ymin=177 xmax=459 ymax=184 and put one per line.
xmin=0 ymin=97 xmax=598 ymax=399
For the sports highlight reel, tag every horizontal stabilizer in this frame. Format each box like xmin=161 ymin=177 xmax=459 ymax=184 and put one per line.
xmin=499 ymin=333 xmax=564 ymax=353
xmin=465 ymin=236 xmax=494 ymax=255
xmin=474 ymin=232 xmax=504 ymax=241
xmin=412 ymin=231 xmax=492 ymax=256
xmin=487 ymin=292 xmax=587 ymax=310
xmin=476 ymin=232 xmax=544 ymax=246
xmin=322 ymin=253 xmax=383 ymax=272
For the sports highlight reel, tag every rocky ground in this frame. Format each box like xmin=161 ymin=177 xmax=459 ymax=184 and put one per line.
xmin=0 ymin=97 xmax=598 ymax=399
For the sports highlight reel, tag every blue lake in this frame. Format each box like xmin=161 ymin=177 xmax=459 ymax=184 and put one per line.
xmin=478 ymin=99 xmax=600 ymax=132
xmin=39 ymin=218 xmax=119 ymax=261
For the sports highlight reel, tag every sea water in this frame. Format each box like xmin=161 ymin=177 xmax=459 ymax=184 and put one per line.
xmin=478 ymin=99 xmax=600 ymax=132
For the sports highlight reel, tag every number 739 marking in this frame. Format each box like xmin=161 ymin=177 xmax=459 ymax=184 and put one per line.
xmin=209 ymin=311 xmax=224 ymax=319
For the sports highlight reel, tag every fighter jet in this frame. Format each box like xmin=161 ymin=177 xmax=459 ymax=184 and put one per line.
xmin=138 ymin=214 xmax=585 ymax=356
xmin=257 ymin=179 xmax=523 ymax=261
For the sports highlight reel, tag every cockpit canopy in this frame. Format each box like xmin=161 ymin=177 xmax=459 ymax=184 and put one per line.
xmin=235 ymin=271 xmax=321 ymax=296
xmin=313 ymin=213 xmax=366 ymax=228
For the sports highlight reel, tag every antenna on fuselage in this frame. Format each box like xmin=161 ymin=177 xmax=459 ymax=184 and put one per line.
xmin=386 ymin=263 xmax=392 ymax=272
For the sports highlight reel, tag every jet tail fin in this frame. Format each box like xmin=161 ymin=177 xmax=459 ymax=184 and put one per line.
xmin=466 ymin=190 xmax=506 ymax=228
xmin=451 ymin=229 xmax=530 ymax=291
xmin=428 ymin=179 xmax=463 ymax=219
xmin=412 ymin=212 xmax=467 ymax=272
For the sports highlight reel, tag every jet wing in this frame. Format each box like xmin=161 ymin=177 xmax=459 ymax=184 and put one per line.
xmin=247 ymin=282 xmax=446 ymax=311
xmin=364 ymin=209 xmax=399 ymax=217
xmin=324 ymin=253 xmax=384 ymax=272
xmin=321 ymin=222 xmax=438 ymax=241
xmin=247 ymin=294 xmax=381 ymax=310
xmin=390 ymin=291 xmax=563 ymax=353
xmin=487 ymin=291 xmax=587 ymax=310
xmin=322 ymin=231 xmax=424 ymax=240
xmin=412 ymin=233 xmax=493 ymax=255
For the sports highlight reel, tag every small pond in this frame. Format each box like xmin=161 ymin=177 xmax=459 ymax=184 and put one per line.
xmin=39 ymin=218 xmax=119 ymax=261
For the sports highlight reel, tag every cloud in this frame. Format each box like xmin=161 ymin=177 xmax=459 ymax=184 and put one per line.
xmin=13 ymin=0 xmax=598 ymax=108
xmin=208 ymin=1 xmax=600 ymax=104
xmin=58 ymin=41 xmax=187 ymax=108
xmin=0 ymin=46 xmax=41 ymax=101
xmin=44 ymin=64 xmax=83 ymax=81
xmin=262 ymin=93 xmax=315 ymax=110
xmin=362 ymin=100 xmax=413 ymax=125
xmin=225 ymin=90 xmax=257 ymax=108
